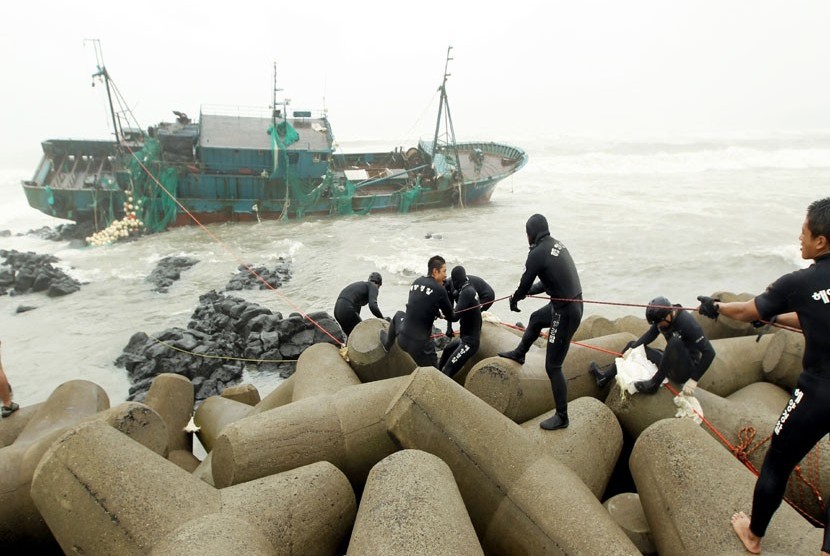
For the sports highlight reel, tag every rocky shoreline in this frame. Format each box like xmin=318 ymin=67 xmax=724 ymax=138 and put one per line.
xmin=0 ymin=249 xmax=82 ymax=299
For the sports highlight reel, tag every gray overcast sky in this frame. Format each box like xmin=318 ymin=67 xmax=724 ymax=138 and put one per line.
xmin=2 ymin=0 xmax=829 ymax=170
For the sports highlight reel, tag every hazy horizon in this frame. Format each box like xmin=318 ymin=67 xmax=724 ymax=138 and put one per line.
xmin=3 ymin=1 xmax=830 ymax=171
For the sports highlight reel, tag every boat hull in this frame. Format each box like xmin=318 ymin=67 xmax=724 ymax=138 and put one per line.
xmin=22 ymin=139 xmax=526 ymax=229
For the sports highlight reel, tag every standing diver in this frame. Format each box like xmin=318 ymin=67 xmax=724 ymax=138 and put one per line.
xmin=381 ymin=255 xmax=453 ymax=368
xmin=439 ymin=265 xmax=482 ymax=378
xmin=697 ymin=197 xmax=830 ymax=556
xmin=589 ymin=296 xmax=715 ymax=396
xmin=334 ymin=272 xmax=384 ymax=337
xmin=498 ymin=214 xmax=583 ymax=430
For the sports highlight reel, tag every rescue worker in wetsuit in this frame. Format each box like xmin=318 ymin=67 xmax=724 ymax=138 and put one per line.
xmin=444 ymin=269 xmax=495 ymax=336
xmin=589 ymin=296 xmax=715 ymax=395
xmin=498 ymin=214 xmax=583 ymax=430
xmin=381 ymin=256 xmax=453 ymax=368
xmin=446 ymin=273 xmax=495 ymax=310
xmin=696 ymin=197 xmax=830 ymax=556
xmin=438 ymin=266 xmax=482 ymax=378
xmin=334 ymin=272 xmax=384 ymax=337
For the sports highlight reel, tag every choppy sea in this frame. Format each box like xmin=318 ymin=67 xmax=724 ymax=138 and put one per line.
xmin=1 ymin=133 xmax=828 ymax=406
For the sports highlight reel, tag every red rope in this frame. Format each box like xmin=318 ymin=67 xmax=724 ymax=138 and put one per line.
xmin=498 ymin=317 xmax=824 ymax=527
xmin=524 ymin=295 xmax=802 ymax=334
xmin=130 ymin=153 xmax=344 ymax=347
xmin=454 ymin=295 xmax=511 ymax=314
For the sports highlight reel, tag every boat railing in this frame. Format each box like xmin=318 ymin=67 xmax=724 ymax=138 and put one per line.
xmin=451 ymin=141 xmax=526 ymax=161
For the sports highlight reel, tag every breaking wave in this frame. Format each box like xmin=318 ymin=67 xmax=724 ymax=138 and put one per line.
xmin=532 ymin=135 xmax=830 ymax=175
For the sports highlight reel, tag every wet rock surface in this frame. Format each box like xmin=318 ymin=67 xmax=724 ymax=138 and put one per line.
xmin=27 ymin=222 xmax=98 ymax=243
xmin=0 ymin=249 xmax=82 ymax=298
xmin=146 ymin=256 xmax=199 ymax=293
xmin=224 ymin=259 xmax=292 ymax=290
xmin=115 ymin=289 xmax=345 ymax=402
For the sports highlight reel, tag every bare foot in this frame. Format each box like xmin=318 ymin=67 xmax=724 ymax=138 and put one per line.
xmin=731 ymin=512 xmax=761 ymax=554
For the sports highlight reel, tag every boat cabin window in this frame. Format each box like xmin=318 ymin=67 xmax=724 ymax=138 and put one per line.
xmin=313 ymin=153 xmax=329 ymax=163
xmin=287 ymin=152 xmax=299 ymax=164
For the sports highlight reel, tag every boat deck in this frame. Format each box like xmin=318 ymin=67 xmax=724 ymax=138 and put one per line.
xmin=199 ymin=113 xmax=332 ymax=152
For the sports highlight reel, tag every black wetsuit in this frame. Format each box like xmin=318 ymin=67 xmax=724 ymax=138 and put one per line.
xmin=388 ymin=275 xmax=453 ymax=367
xmin=334 ymin=281 xmax=383 ymax=336
xmin=469 ymin=275 xmax=495 ymax=311
xmin=746 ymin=253 xmax=830 ymax=549
xmin=438 ymin=280 xmax=482 ymax=377
xmin=512 ymin=215 xmax=583 ymax=415
xmin=631 ymin=308 xmax=716 ymax=391
xmin=445 ymin=275 xmax=494 ymax=309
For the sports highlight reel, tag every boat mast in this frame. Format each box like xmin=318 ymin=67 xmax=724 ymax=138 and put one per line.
xmin=86 ymin=39 xmax=121 ymax=144
xmin=271 ymin=61 xmax=280 ymax=124
xmin=431 ymin=46 xmax=463 ymax=184
xmin=431 ymin=46 xmax=453 ymax=153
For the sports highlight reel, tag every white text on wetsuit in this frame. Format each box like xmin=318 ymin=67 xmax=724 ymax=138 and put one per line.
xmin=774 ymin=388 xmax=804 ymax=435
xmin=812 ymin=288 xmax=830 ymax=303
xmin=411 ymin=285 xmax=434 ymax=295
xmin=550 ymin=241 xmax=564 ymax=257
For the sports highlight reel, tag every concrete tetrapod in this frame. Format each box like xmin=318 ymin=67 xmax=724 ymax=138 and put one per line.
xmin=465 ymin=332 xmax=636 ymax=422
xmin=291 ymin=342 xmax=362 ymax=401
xmin=453 ymin=320 xmax=539 ymax=384
xmin=696 ymin=335 xmax=772 ymax=397
xmin=0 ymin=379 xmax=109 ymax=550
xmin=31 ymin=420 xmax=356 ymax=556
xmin=521 ymin=397 xmax=623 ymax=499
xmin=611 ymin=314 xmax=654 ymax=341
xmin=252 ymin=372 xmax=295 ymax=412
xmin=602 ymin=493 xmax=656 ymax=555
xmin=143 ymin=373 xmax=199 ymax=471
xmin=220 ymin=382 xmax=261 ymax=406
xmin=347 ymin=449 xmax=484 ymax=556
xmin=194 ymin=344 xmax=362 ymax=485
xmin=726 ymin=381 xmax=791 ymax=414
xmin=605 ymin=380 xmax=703 ymax=440
xmin=346 ymin=318 xmax=416 ymax=383
xmin=144 ymin=373 xmax=194 ymax=452
xmin=762 ymin=328 xmax=804 ymax=390
xmin=385 ymin=366 xmax=640 ymax=555
xmin=695 ymin=387 xmax=830 ymax=523
xmin=630 ymin=418 xmax=821 ymax=555
xmin=194 ymin=395 xmax=254 ymax=453
xmin=0 ymin=402 xmax=43 ymax=448
xmin=572 ymin=314 xmax=617 ymax=342
xmin=212 ymin=376 xmax=407 ymax=489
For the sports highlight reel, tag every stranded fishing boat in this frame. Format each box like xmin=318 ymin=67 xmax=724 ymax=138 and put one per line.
xmin=22 ymin=47 xmax=527 ymax=233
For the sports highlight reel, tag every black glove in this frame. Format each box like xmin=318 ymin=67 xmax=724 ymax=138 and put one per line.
xmin=753 ymin=315 xmax=776 ymax=342
xmin=697 ymin=295 xmax=720 ymax=319
xmin=509 ymin=296 xmax=521 ymax=313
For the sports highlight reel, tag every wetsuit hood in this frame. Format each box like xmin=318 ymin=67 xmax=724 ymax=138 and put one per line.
xmin=646 ymin=296 xmax=672 ymax=324
xmin=526 ymin=214 xmax=550 ymax=246
xmin=451 ymin=265 xmax=468 ymax=291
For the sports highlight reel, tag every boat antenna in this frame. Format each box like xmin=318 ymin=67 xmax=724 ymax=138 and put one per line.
xmin=85 ymin=38 xmax=122 ymax=144
xmin=272 ymin=61 xmax=286 ymax=125
xmin=432 ymin=46 xmax=455 ymax=155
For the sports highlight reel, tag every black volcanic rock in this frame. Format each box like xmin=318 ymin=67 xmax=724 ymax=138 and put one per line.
xmin=0 ymin=249 xmax=81 ymax=297
xmin=146 ymin=256 xmax=199 ymax=293
xmin=224 ymin=258 xmax=292 ymax=290
xmin=116 ymin=290 xmax=345 ymax=402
